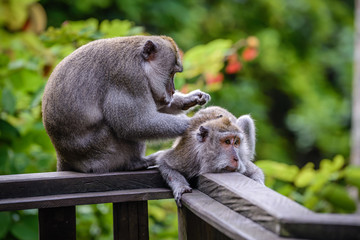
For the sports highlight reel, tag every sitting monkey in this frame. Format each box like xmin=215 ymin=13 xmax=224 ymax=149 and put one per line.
xmin=154 ymin=106 xmax=265 ymax=206
xmin=42 ymin=35 xmax=210 ymax=173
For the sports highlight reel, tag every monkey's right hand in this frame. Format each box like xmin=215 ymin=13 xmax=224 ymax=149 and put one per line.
xmin=174 ymin=185 xmax=193 ymax=207
xmin=181 ymin=90 xmax=211 ymax=110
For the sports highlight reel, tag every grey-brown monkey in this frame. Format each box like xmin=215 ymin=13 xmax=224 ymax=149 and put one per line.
xmin=42 ymin=35 xmax=210 ymax=173
xmin=155 ymin=106 xmax=264 ymax=206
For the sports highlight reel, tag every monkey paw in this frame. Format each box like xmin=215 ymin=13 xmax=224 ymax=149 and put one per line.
xmin=174 ymin=185 xmax=193 ymax=207
xmin=182 ymin=90 xmax=211 ymax=110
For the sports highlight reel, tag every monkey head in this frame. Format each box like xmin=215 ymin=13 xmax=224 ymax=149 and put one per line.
xmin=195 ymin=117 xmax=248 ymax=174
xmin=141 ymin=36 xmax=183 ymax=107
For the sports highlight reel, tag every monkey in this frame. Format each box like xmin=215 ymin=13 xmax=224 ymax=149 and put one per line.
xmin=42 ymin=35 xmax=210 ymax=173
xmin=154 ymin=106 xmax=264 ymax=206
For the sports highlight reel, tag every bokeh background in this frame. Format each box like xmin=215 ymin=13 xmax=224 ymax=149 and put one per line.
xmin=0 ymin=0 xmax=359 ymax=239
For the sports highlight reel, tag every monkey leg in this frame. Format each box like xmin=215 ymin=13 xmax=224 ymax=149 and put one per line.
xmin=158 ymin=161 xmax=192 ymax=207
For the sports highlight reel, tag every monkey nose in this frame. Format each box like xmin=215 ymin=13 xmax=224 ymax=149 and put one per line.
xmin=233 ymin=157 xmax=238 ymax=162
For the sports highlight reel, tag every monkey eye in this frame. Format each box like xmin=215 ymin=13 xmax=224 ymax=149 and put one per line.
xmin=234 ymin=139 xmax=240 ymax=146
xmin=225 ymin=139 xmax=231 ymax=145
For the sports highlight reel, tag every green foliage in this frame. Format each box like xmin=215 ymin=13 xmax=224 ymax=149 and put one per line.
xmin=0 ymin=0 xmax=357 ymax=239
xmin=0 ymin=6 xmax=149 ymax=238
xmin=257 ymin=155 xmax=359 ymax=213
xmin=149 ymin=200 xmax=178 ymax=240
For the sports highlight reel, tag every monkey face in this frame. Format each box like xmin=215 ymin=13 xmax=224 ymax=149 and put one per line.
xmin=220 ymin=135 xmax=241 ymax=171
xmin=197 ymin=124 xmax=247 ymax=174
xmin=142 ymin=37 xmax=183 ymax=107
xmin=218 ymin=133 xmax=247 ymax=174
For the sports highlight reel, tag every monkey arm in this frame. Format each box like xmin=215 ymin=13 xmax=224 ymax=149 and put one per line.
xmin=158 ymin=159 xmax=192 ymax=207
xmin=243 ymin=161 xmax=265 ymax=185
xmin=158 ymin=90 xmax=211 ymax=115
xmin=103 ymin=90 xmax=190 ymax=140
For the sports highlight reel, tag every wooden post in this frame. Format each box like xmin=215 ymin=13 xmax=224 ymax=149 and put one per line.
xmin=38 ymin=206 xmax=76 ymax=240
xmin=178 ymin=205 xmax=231 ymax=240
xmin=352 ymin=0 xmax=360 ymax=165
xmin=113 ymin=201 xmax=149 ymax=240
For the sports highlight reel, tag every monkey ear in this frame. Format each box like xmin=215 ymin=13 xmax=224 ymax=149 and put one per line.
xmin=196 ymin=126 xmax=209 ymax=142
xmin=142 ymin=40 xmax=157 ymax=61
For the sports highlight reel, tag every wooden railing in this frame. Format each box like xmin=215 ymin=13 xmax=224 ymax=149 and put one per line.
xmin=0 ymin=170 xmax=359 ymax=240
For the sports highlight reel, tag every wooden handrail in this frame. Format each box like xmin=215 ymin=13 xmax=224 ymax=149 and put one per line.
xmin=0 ymin=170 xmax=172 ymax=211
xmin=0 ymin=170 xmax=359 ymax=240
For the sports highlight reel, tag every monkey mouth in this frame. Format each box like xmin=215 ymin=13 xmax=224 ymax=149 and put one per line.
xmin=224 ymin=166 xmax=237 ymax=172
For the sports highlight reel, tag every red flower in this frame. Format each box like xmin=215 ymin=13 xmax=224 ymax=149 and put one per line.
xmin=205 ymin=73 xmax=224 ymax=85
xmin=242 ymin=47 xmax=258 ymax=61
xmin=226 ymin=61 xmax=242 ymax=74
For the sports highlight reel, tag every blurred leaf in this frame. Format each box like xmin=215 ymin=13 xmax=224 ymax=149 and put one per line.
xmin=345 ymin=166 xmax=360 ymax=189
xmin=12 ymin=153 xmax=30 ymax=173
xmin=321 ymin=183 xmax=356 ymax=213
xmin=303 ymin=193 xmax=320 ymax=210
xmin=1 ymin=87 xmax=16 ymax=115
xmin=0 ymin=212 xmax=11 ymax=238
xmin=294 ymin=162 xmax=315 ymax=188
xmin=256 ymin=160 xmax=299 ymax=182
xmin=320 ymin=155 xmax=345 ymax=173
xmin=10 ymin=214 xmax=38 ymax=240
xmin=277 ymin=184 xmax=295 ymax=196
xmin=10 ymin=69 xmax=43 ymax=92
xmin=332 ymin=155 xmax=345 ymax=171
xmin=181 ymin=39 xmax=232 ymax=78
xmin=100 ymin=19 xmax=133 ymax=38
xmin=0 ymin=119 xmax=20 ymax=141
xmin=0 ymin=145 xmax=9 ymax=173
xmin=308 ymin=171 xmax=330 ymax=193
xmin=29 ymin=84 xmax=45 ymax=109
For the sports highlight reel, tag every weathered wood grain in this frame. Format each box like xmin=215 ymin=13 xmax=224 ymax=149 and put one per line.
xmin=179 ymin=190 xmax=293 ymax=240
xmin=197 ymin=173 xmax=360 ymax=240
xmin=0 ymin=170 xmax=167 ymax=199
xmin=113 ymin=201 xmax=149 ymax=240
xmin=38 ymin=206 xmax=76 ymax=240
xmin=0 ymin=188 xmax=172 ymax=211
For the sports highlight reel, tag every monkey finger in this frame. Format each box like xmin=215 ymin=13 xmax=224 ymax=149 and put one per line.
xmin=197 ymin=93 xmax=211 ymax=105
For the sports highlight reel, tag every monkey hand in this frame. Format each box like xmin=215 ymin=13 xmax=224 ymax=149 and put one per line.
xmin=243 ymin=162 xmax=265 ymax=185
xmin=174 ymin=185 xmax=193 ymax=207
xmin=250 ymin=173 xmax=265 ymax=185
xmin=181 ymin=90 xmax=211 ymax=110
xmin=158 ymin=90 xmax=210 ymax=114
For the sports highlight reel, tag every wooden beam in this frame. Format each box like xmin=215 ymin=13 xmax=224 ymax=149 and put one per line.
xmin=352 ymin=0 xmax=360 ymax=165
xmin=197 ymin=173 xmax=360 ymax=240
xmin=0 ymin=188 xmax=172 ymax=211
xmin=113 ymin=201 xmax=149 ymax=240
xmin=0 ymin=170 xmax=172 ymax=211
xmin=38 ymin=206 xmax=76 ymax=240
xmin=0 ymin=170 xmax=168 ymax=199
xmin=179 ymin=190 xmax=292 ymax=240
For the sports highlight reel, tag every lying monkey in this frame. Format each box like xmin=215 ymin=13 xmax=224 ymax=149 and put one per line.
xmin=154 ymin=106 xmax=265 ymax=206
